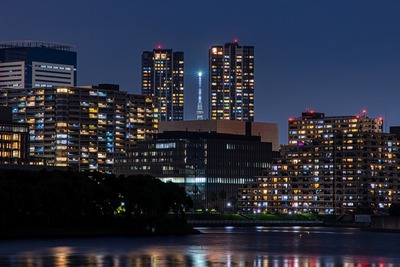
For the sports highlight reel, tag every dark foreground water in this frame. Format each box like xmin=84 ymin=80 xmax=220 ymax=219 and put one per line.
xmin=0 ymin=226 xmax=399 ymax=266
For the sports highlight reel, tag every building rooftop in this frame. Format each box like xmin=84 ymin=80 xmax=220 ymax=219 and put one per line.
xmin=292 ymin=110 xmax=379 ymax=120
xmin=159 ymin=120 xmax=279 ymax=150
xmin=157 ymin=131 xmax=263 ymax=142
xmin=0 ymin=40 xmax=74 ymax=51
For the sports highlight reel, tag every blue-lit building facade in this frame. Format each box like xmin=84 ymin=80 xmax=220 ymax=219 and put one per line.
xmin=0 ymin=41 xmax=77 ymax=89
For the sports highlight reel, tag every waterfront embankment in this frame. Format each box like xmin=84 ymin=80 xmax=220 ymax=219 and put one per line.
xmin=188 ymin=219 xmax=324 ymax=227
xmin=368 ymin=216 xmax=400 ymax=232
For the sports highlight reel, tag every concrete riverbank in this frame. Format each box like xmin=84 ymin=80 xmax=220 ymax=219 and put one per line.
xmin=188 ymin=219 xmax=324 ymax=227
xmin=368 ymin=216 xmax=400 ymax=232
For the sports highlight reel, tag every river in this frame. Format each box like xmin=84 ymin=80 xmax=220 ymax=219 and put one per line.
xmin=0 ymin=226 xmax=399 ymax=266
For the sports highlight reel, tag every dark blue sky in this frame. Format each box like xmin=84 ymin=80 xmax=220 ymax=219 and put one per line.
xmin=3 ymin=0 xmax=400 ymax=144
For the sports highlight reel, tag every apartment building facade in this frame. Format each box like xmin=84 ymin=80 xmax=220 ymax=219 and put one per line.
xmin=0 ymin=84 xmax=157 ymax=172
xmin=239 ymin=111 xmax=400 ymax=215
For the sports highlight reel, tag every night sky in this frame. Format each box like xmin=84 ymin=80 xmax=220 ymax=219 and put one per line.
xmin=3 ymin=0 xmax=400 ymax=144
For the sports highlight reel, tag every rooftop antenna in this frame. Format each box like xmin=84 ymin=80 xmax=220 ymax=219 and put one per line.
xmin=385 ymin=110 xmax=388 ymax=133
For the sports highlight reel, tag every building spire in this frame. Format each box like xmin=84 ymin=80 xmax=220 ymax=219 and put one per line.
xmin=196 ymin=72 xmax=204 ymax=120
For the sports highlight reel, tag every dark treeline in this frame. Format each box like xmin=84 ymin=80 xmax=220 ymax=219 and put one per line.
xmin=0 ymin=169 xmax=193 ymax=234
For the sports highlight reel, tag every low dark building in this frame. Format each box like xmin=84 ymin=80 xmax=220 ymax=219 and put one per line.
xmin=115 ymin=131 xmax=276 ymax=211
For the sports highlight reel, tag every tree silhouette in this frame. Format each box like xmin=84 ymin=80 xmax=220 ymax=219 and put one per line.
xmin=0 ymin=169 xmax=193 ymax=233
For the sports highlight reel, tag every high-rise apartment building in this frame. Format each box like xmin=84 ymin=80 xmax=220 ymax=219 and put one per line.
xmin=239 ymin=111 xmax=400 ymax=215
xmin=141 ymin=47 xmax=184 ymax=121
xmin=0 ymin=84 xmax=158 ymax=173
xmin=209 ymin=41 xmax=254 ymax=122
xmin=0 ymin=41 xmax=77 ymax=88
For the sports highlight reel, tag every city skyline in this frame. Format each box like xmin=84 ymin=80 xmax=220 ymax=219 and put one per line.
xmin=3 ymin=1 xmax=400 ymax=144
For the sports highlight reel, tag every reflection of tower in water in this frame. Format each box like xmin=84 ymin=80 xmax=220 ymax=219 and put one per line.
xmin=196 ymin=72 xmax=204 ymax=120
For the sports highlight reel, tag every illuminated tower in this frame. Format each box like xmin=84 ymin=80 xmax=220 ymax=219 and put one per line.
xmin=141 ymin=47 xmax=184 ymax=121
xmin=196 ymin=72 xmax=204 ymax=120
xmin=209 ymin=40 xmax=254 ymax=122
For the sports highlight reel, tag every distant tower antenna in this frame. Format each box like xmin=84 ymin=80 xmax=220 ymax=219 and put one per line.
xmin=196 ymin=72 xmax=204 ymax=120
xmin=385 ymin=110 xmax=388 ymax=133
xmin=362 ymin=109 xmax=367 ymax=118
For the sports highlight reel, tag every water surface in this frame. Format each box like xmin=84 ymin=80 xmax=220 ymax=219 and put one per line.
xmin=0 ymin=226 xmax=399 ymax=266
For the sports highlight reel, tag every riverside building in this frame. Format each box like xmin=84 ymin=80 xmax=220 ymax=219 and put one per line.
xmin=239 ymin=111 xmax=400 ymax=215
xmin=114 ymin=120 xmax=278 ymax=211
xmin=158 ymin=120 xmax=279 ymax=151
xmin=0 ymin=84 xmax=158 ymax=173
xmin=0 ymin=41 xmax=77 ymax=89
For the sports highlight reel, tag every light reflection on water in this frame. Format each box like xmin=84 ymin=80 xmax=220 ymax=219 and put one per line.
xmin=0 ymin=226 xmax=399 ymax=266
